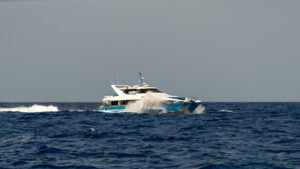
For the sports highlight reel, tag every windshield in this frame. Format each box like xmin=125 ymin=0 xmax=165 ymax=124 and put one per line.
xmin=124 ymin=88 xmax=162 ymax=94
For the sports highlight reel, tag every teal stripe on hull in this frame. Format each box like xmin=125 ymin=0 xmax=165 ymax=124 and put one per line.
xmin=98 ymin=106 xmax=126 ymax=112
xmin=98 ymin=102 xmax=201 ymax=113
xmin=165 ymin=102 xmax=187 ymax=112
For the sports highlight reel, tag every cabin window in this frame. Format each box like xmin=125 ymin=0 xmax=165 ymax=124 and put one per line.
xmin=124 ymin=89 xmax=137 ymax=94
xmin=111 ymin=101 xmax=118 ymax=106
xmin=126 ymin=90 xmax=137 ymax=94
xmin=124 ymin=88 xmax=162 ymax=94
xmin=139 ymin=89 xmax=146 ymax=93
xmin=121 ymin=100 xmax=128 ymax=105
xmin=139 ymin=89 xmax=161 ymax=93
xmin=121 ymin=100 xmax=136 ymax=105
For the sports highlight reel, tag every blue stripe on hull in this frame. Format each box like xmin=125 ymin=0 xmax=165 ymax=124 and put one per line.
xmin=165 ymin=102 xmax=187 ymax=112
xmin=98 ymin=102 xmax=201 ymax=113
xmin=98 ymin=106 xmax=126 ymax=112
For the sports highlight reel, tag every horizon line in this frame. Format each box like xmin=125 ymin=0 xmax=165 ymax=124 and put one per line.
xmin=0 ymin=101 xmax=300 ymax=103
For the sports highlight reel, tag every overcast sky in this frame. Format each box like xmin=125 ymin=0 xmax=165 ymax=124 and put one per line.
xmin=0 ymin=0 xmax=299 ymax=102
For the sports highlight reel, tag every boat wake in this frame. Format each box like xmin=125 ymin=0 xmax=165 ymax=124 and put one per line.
xmin=0 ymin=104 xmax=59 ymax=113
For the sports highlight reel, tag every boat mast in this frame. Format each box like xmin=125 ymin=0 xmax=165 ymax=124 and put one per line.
xmin=138 ymin=72 xmax=145 ymax=86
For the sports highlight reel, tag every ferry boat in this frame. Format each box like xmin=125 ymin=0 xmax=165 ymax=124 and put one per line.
xmin=98 ymin=73 xmax=202 ymax=113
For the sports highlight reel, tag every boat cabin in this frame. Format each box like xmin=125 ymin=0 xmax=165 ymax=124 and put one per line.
xmin=123 ymin=88 xmax=161 ymax=94
xmin=102 ymin=100 xmax=136 ymax=107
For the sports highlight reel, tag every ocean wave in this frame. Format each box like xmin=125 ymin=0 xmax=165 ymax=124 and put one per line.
xmin=218 ymin=109 xmax=234 ymax=112
xmin=0 ymin=104 xmax=59 ymax=113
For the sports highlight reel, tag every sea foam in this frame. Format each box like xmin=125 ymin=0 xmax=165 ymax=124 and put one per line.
xmin=0 ymin=104 xmax=59 ymax=113
xmin=125 ymin=93 xmax=167 ymax=113
xmin=124 ymin=92 xmax=205 ymax=114
xmin=218 ymin=109 xmax=233 ymax=113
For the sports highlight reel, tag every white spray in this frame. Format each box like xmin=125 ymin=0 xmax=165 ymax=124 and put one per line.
xmin=0 ymin=104 xmax=59 ymax=113
xmin=191 ymin=105 xmax=206 ymax=114
xmin=124 ymin=92 xmax=206 ymax=114
xmin=125 ymin=92 xmax=168 ymax=113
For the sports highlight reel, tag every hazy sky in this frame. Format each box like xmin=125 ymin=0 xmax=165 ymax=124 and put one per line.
xmin=0 ymin=0 xmax=299 ymax=102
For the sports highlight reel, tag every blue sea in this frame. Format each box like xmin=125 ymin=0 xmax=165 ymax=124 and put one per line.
xmin=0 ymin=102 xmax=299 ymax=169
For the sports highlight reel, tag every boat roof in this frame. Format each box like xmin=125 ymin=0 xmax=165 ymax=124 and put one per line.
xmin=112 ymin=84 xmax=158 ymax=90
xmin=106 ymin=73 xmax=164 ymax=97
xmin=103 ymin=94 xmax=142 ymax=101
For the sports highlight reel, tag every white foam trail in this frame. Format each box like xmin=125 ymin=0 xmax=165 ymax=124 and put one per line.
xmin=192 ymin=105 xmax=206 ymax=114
xmin=68 ymin=109 xmax=89 ymax=112
xmin=125 ymin=93 xmax=167 ymax=113
xmin=218 ymin=109 xmax=233 ymax=113
xmin=0 ymin=104 xmax=59 ymax=113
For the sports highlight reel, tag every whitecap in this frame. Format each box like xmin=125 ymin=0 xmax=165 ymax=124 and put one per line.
xmin=0 ymin=104 xmax=59 ymax=113
xmin=218 ymin=109 xmax=233 ymax=113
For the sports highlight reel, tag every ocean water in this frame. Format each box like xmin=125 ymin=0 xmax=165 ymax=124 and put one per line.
xmin=0 ymin=102 xmax=299 ymax=169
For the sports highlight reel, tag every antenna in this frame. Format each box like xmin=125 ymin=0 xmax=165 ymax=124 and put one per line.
xmin=116 ymin=73 xmax=120 ymax=84
xmin=107 ymin=76 xmax=114 ymax=85
xmin=138 ymin=72 xmax=145 ymax=86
